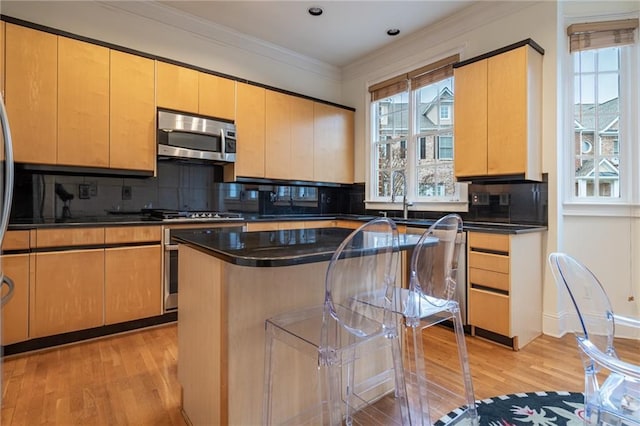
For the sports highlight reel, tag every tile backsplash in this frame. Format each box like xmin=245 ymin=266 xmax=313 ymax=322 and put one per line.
xmin=10 ymin=162 xmax=364 ymax=221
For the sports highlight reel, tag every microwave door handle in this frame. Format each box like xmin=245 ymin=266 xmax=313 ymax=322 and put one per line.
xmin=220 ymin=128 xmax=226 ymax=155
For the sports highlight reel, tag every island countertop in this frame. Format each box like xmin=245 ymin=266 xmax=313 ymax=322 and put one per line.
xmin=171 ymin=226 xmax=422 ymax=267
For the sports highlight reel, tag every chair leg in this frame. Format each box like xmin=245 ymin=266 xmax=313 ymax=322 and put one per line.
xmin=390 ymin=332 xmax=412 ymax=425
xmin=263 ymin=323 xmax=276 ymax=425
xmin=410 ymin=325 xmax=431 ymax=425
xmin=452 ymin=308 xmax=478 ymax=425
xmin=326 ymin=359 xmax=345 ymax=426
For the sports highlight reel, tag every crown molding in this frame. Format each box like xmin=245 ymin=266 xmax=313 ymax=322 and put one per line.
xmin=342 ymin=1 xmax=539 ymax=81
xmin=96 ymin=1 xmax=342 ymax=83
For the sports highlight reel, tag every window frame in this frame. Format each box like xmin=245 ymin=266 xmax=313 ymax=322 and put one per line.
xmin=366 ymin=68 xmax=467 ymax=210
xmin=563 ymin=17 xmax=638 ymax=209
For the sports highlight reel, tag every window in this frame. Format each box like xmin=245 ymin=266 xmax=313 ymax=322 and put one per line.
xmin=369 ymin=55 xmax=461 ymax=202
xmin=568 ymin=18 xmax=638 ymax=201
xmin=440 ymin=105 xmax=450 ymax=120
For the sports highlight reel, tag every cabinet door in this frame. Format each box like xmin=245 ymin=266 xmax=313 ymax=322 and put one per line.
xmin=58 ymin=37 xmax=110 ymax=167
xmin=105 ymin=245 xmax=162 ymax=324
xmin=453 ymin=59 xmax=488 ymax=178
xmin=157 ymin=61 xmax=199 ymax=113
xmin=32 ymin=249 xmax=105 ymax=338
xmin=110 ymin=50 xmax=155 ymax=171
xmin=487 ymin=46 xmax=527 ymax=175
xmin=5 ymin=24 xmax=57 ymax=164
xmin=1 ymin=254 xmax=30 ymax=345
xmin=235 ymin=82 xmax=265 ymax=178
xmin=313 ymin=103 xmax=354 ymax=184
xmin=199 ymin=72 xmax=236 ymax=121
xmin=290 ymin=96 xmax=314 ymax=181
xmin=265 ymin=90 xmax=291 ymax=179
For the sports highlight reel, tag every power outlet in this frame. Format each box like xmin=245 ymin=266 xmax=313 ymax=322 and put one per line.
xmin=121 ymin=185 xmax=132 ymax=200
xmin=78 ymin=184 xmax=90 ymax=199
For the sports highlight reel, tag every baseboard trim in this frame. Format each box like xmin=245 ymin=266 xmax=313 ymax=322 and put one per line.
xmin=2 ymin=312 xmax=178 ymax=356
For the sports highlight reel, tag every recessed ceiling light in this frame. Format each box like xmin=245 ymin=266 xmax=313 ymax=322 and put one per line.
xmin=387 ymin=28 xmax=400 ymax=36
xmin=308 ymin=6 xmax=323 ymax=16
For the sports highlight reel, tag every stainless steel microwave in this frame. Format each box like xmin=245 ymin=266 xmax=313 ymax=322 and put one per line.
xmin=157 ymin=109 xmax=236 ymax=163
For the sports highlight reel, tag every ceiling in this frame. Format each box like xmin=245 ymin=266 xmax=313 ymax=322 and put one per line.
xmin=158 ymin=1 xmax=477 ymax=68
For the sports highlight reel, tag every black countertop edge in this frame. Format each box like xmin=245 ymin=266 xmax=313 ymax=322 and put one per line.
xmin=172 ymin=227 xmax=424 ymax=268
xmin=7 ymin=214 xmax=547 ymax=234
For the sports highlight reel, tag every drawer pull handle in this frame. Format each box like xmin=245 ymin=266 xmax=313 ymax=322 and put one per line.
xmin=471 ymin=283 xmax=509 ymax=296
xmin=1 ymin=275 xmax=15 ymax=306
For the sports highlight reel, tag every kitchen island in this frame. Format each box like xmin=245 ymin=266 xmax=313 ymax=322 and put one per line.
xmin=172 ymin=226 xmax=421 ymax=425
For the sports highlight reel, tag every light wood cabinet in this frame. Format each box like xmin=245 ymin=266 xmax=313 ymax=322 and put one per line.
xmin=5 ymin=23 xmax=58 ymax=164
xmin=29 ymin=226 xmax=163 ymax=338
xmin=265 ymin=91 xmax=314 ymax=181
xmin=199 ymin=72 xmax=236 ymax=121
xmin=157 ymin=62 xmax=236 ymax=121
xmin=104 ymin=226 xmax=162 ymax=324
xmin=1 ymin=230 xmax=32 ymax=345
xmin=105 ymin=245 xmax=162 ymax=324
xmin=57 ymin=37 xmax=110 ymax=167
xmin=314 ymin=102 xmax=354 ymax=184
xmin=1 ymin=254 xmax=30 ymax=345
xmin=234 ymin=82 xmax=266 ymax=178
xmin=32 ymin=248 xmax=105 ymax=338
xmin=110 ymin=50 xmax=156 ymax=172
xmin=467 ymin=231 xmax=542 ymax=350
xmin=156 ymin=61 xmax=199 ymax=113
xmin=245 ymin=220 xmax=337 ymax=232
xmin=454 ymin=42 xmax=543 ymax=181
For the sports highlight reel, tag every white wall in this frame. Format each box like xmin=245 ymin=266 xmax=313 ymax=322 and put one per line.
xmin=1 ymin=0 xmax=344 ymax=103
xmin=556 ymin=1 xmax=640 ymax=338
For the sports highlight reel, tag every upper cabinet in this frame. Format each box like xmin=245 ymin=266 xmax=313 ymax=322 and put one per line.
xmin=454 ymin=41 xmax=543 ymax=181
xmin=229 ymin=85 xmax=354 ymax=185
xmin=156 ymin=61 xmax=236 ymax=121
xmin=57 ymin=37 xmax=110 ymax=168
xmin=314 ymin=102 xmax=354 ymax=184
xmin=5 ymin=24 xmax=156 ymax=172
xmin=110 ymin=50 xmax=156 ymax=171
xmin=199 ymin=72 xmax=236 ymax=121
xmin=5 ymin=24 xmax=58 ymax=164
xmin=233 ymin=82 xmax=266 ymax=179
xmin=156 ymin=62 xmax=199 ymax=113
xmin=265 ymin=91 xmax=314 ymax=181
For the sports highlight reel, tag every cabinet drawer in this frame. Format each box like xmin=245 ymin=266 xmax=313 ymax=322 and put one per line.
xmin=3 ymin=230 xmax=31 ymax=250
xmin=105 ymin=226 xmax=162 ymax=244
xmin=469 ymin=267 xmax=509 ymax=292
xmin=468 ymin=251 xmax=509 ymax=274
xmin=36 ymin=228 xmax=105 ymax=248
xmin=468 ymin=232 xmax=509 ymax=253
xmin=469 ymin=288 xmax=510 ymax=336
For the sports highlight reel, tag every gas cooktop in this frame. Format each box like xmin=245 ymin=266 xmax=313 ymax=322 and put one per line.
xmin=147 ymin=209 xmax=244 ymax=221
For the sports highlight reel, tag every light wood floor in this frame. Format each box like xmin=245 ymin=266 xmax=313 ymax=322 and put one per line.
xmin=2 ymin=323 xmax=638 ymax=425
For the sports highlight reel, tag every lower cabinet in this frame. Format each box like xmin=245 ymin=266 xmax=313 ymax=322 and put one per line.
xmin=25 ymin=225 xmax=163 ymax=341
xmin=105 ymin=245 xmax=162 ymax=324
xmin=1 ymin=253 xmax=31 ymax=345
xmin=467 ymin=231 xmax=542 ymax=350
xmin=32 ymin=249 xmax=105 ymax=338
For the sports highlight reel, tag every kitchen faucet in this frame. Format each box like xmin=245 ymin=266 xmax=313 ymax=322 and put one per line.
xmin=391 ymin=170 xmax=413 ymax=219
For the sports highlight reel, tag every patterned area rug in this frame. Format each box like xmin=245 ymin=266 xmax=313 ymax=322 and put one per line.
xmin=435 ymin=391 xmax=585 ymax=426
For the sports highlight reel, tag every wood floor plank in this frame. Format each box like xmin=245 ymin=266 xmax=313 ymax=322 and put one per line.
xmin=2 ymin=322 xmax=638 ymax=425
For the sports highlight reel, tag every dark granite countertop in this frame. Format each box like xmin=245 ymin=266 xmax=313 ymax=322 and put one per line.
xmin=7 ymin=213 xmax=546 ymax=234
xmin=172 ymin=226 xmax=425 ymax=267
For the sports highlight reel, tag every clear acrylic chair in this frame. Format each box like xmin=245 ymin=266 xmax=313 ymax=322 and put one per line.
xmin=403 ymin=214 xmax=477 ymax=425
xmin=263 ymin=217 xmax=411 ymax=425
xmin=548 ymin=252 xmax=640 ymax=425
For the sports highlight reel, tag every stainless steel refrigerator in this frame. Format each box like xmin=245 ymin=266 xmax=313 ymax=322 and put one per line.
xmin=0 ymin=94 xmax=16 ymax=343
